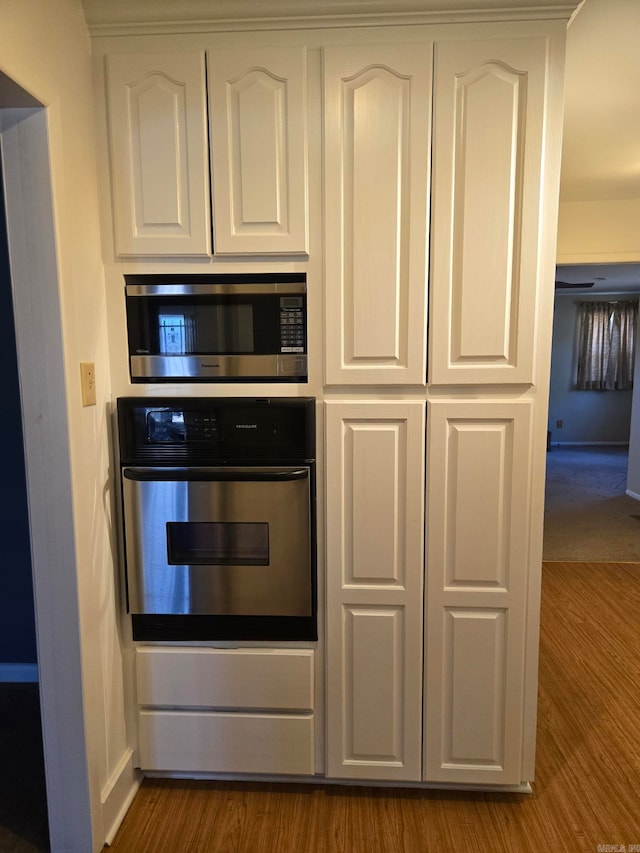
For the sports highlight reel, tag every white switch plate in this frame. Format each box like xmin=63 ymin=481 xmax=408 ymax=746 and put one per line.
xmin=80 ymin=362 xmax=96 ymax=407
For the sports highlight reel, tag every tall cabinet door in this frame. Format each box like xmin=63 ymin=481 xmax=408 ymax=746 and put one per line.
xmin=325 ymin=401 xmax=425 ymax=781
xmin=323 ymin=44 xmax=432 ymax=385
xmin=424 ymin=400 xmax=533 ymax=785
xmin=207 ymin=46 xmax=308 ymax=255
xmin=106 ymin=52 xmax=211 ymax=257
xmin=428 ymin=37 xmax=549 ymax=385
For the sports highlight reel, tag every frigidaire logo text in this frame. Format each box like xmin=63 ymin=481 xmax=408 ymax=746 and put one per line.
xmin=236 ymin=423 xmax=258 ymax=429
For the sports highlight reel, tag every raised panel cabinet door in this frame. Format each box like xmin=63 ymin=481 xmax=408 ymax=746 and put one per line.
xmin=325 ymin=401 xmax=425 ymax=780
xmin=106 ymin=52 xmax=211 ymax=257
xmin=429 ymin=37 xmax=549 ymax=384
xmin=207 ymin=46 xmax=308 ymax=254
xmin=423 ymin=399 xmax=533 ymax=785
xmin=323 ymin=44 xmax=432 ymax=385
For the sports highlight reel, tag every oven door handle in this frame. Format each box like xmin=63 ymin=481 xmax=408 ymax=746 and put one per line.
xmin=123 ymin=467 xmax=309 ymax=483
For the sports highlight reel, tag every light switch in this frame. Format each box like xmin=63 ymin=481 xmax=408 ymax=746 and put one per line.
xmin=80 ymin=362 xmax=96 ymax=407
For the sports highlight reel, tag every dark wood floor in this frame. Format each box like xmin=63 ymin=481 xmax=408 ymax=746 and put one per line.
xmin=0 ymin=682 xmax=49 ymax=852
xmin=107 ymin=562 xmax=640 ymax=853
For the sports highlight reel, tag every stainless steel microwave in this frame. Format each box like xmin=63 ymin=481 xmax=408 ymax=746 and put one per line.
xmin=124 ymin=274 xmax=307 ymax=383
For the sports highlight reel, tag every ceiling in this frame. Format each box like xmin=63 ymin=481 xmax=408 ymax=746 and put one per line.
xmin=555 ymin=263 xmax=640 ymax=296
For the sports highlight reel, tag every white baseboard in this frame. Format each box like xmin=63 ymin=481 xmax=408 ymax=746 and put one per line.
xmin=626 ymin=489 xmax=640 ymax=502
xmin=0 ymin=663 xmax=38 ymax=682
xmin=550 ymin=441 xmax=629 ymax=447
xmin=144 ymin=769 xmax=533 ymax=794
xmin=102 ymin=747 xmax=142 ymax=846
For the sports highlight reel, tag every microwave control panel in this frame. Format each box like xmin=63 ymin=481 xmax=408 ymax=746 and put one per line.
xmin=280 ymin=297 xmax=305 ymax=353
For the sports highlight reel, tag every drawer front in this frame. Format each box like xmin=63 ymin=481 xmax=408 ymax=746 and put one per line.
xmin=136 ymin=647 xmax=314 ymax=711
xmin=138 ymin=710 xmax=314 ymax=775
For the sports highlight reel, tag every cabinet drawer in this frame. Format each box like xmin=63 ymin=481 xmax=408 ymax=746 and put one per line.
xmin=136 ymin=647 xmax=314 ymax=711
xmin=138 ymin=710 xmax=314 ymax=775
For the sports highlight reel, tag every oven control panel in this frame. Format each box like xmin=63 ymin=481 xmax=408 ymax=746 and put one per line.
xmin=117 ymin=397 xmax=316 ymax=465
xmin=147 ymin=410 xmax=218 ymax=443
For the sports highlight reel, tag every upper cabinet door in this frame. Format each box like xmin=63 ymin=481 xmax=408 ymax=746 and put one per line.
xmin=106 ymin=52 xmax=211 ymax=257
xmin=429 ymin=37 xmax=549 ymax=385
xmin=207 ymin=46 xmax=309 ymax=255
xmin=323 ymin=43 xmax=432 ymax=385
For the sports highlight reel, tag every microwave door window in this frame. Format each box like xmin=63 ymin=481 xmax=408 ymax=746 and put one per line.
xmin=158 ymin=312 xmax=196 ymax=354
xmin=157 ymin=303 xmax=255 ymax=355
xmin=197 ymin=304 xmax=254 ymax=353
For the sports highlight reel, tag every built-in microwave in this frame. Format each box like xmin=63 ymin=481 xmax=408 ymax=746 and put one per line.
xmin=124 ymin=273 xmax=307 ymax=382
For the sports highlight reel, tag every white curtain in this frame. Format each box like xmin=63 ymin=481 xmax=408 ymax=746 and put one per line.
xmin=576 ymin=300 xmax=638 ymax=390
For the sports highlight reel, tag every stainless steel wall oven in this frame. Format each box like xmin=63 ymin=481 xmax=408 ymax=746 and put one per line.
xmin=117 ymin=397 xmax=316 ymax=641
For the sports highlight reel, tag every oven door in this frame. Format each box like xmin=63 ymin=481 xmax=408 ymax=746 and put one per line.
xmin=122 ymin=467 xmax=312 ymax=618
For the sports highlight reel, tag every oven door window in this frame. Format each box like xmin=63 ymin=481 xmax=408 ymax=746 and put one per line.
xmin=166 ymin=521 xmax=269 ymax=566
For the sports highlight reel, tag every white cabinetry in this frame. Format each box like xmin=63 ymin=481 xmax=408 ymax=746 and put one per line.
xmin=136 ymin=647 xmax=315 ymax=776
xmin=429 ymin=37 xmax=549 ymax=385
xmin=106 ymin=52 xmax=211 ymax=257
xmin=424 ymin=400 xmax=533 ymax=784
xmin=99 ymin=12 xmax=570 ymax=791
xmin=325 ymin=401 xmax=425 ymax=780
xmin=324 ymin=27 xmax=564 ymax=787
xmin=325 ymin=397 xmax=539 ymax=786
xmin=105 ymin=47 xmax=308 ymax=257
xmin=207 ymin=46 xmax=308 ymax=254
xmin=323 ymin=44 xmax=432 ymax=385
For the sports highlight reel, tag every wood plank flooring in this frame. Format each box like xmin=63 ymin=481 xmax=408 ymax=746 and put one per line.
xmin=106 ymin=562 xmax=640 ymax=853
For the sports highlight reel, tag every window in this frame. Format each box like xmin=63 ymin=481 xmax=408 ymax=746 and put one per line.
xmin=576 ymin=300 xmax=638 ymax=390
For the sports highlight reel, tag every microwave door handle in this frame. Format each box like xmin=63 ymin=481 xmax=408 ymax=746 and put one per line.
xmin=123 ymin=468 xmax=309 ymax=482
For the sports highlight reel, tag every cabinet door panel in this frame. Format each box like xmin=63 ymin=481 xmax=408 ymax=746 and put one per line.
xmin=325 ymin=401 xmax=425 ymax=780
xmin=346 ymin=606 xmax=408 ymax=762
xmin=429 ymin=38 xmax=549 ymax=384
xmin=208 ymin=46 xmax=308 ymax=254
xmin=324 ymin=44 xmax=432 ymax=385
xmin=424 ymin=400 xmax=532 ymax=784
xmin=106 ymin=52 xmax=211 ymax=257
xmin=446 ymin=608 xmax=508 ymax=766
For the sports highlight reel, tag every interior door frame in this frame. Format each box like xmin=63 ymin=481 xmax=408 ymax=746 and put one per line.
xmin=0 ymin=104 xmax=93 ymax=850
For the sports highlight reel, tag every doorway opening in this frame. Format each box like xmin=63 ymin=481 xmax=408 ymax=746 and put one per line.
xmin=544 ymin=262 xmax=640 ymax=562
xmin=0 ymin=128 xmax=48 ymax=852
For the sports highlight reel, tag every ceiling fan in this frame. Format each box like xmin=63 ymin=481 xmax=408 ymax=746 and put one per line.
xmin=554 ymin=279 xmax=595 ymax=289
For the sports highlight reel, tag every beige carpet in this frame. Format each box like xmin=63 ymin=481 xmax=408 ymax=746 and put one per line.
xmin=543 ymin=445 xmax=640 ymax=562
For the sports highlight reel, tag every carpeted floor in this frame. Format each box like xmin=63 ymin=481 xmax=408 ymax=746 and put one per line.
xmin=543 ymin=445 xmax=640 ymax=561
xmin=0 ymin=683 xmax=49 ymax=852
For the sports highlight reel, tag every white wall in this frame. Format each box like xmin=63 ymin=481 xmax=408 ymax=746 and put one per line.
xmin=548 ymin=295 xmax=635 ymax=445
xmin=557 ymin=199 xmax=640 ymax=264
xmin=557 ymin=0 xmax=640 ymax=265
xmin=0 ymin=1 xmax=134 ymax=849
xmin=626 ymin=333 xmax=640 ymax=498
